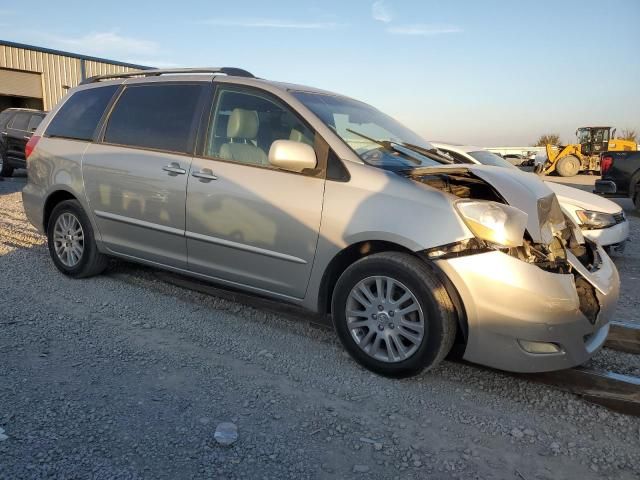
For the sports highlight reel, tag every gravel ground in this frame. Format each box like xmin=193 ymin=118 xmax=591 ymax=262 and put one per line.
xmin=1 ymin=174 xmax=640 ymax=479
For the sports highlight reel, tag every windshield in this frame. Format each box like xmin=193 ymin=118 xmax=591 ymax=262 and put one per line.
xmin=292 ymin=91 xmax=443 ymax=171
xmin=468 ymin=150 xmax=518 ymax=169
xmin=577 ymin=128 xmax=591 ymax=144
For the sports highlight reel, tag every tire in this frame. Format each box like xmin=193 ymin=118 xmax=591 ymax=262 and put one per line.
xmin=47 ymin=199 xmax=108 ymax=278
xmin=332 ymin=252 xmax=457 ymax=378
xmin=556 ymin=155 xmax=581 ymax=177
xmin=0 ymin=152 xmax=14 ymax=177
xmin=634 ymin=191 xmax=640 ymax=212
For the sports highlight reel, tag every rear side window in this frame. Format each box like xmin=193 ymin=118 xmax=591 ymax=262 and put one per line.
xmin=46 ymin=85 xmax=118 ymax=141
xmin=9 ymin=113 xmax=30 ymax=131
xmin=104 ymin=84 xmax=205 ymax=154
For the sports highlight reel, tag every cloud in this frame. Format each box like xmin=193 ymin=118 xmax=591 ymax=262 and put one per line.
xmin=43 ymin=31 xmax=160 ymax=58
xmin=200 ymin=18 xmax=344 ymax=29
xmin=386 ymin=24 xmax=462 ymax=36
xmin=372 ymin=1 xmax=393 ymax=23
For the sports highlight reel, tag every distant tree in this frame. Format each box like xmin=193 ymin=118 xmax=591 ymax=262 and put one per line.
xmin=618 ymin=128 xmax=638 ymax=142
xmin=534 ymin=134 xmax=561 ymax=146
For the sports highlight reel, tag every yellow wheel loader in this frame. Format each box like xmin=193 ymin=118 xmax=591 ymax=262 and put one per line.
xmin=536 ymin=127 xmax=637 ymax=177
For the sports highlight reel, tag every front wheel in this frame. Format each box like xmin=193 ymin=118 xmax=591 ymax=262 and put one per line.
xmin=47 ymin=200 xmax=108 ymax=278
xmin=556 ymin=155 xmax=581 ymax=177
xmin=332 ymin=252 xmax=457 ymax=378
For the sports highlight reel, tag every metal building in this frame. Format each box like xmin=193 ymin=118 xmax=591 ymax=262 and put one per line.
xmin=0 ymin=40 xmax=150 ymax=112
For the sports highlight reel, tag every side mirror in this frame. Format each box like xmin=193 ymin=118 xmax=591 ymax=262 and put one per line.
xmin=268 ymin=139 xmax=317 ymax=173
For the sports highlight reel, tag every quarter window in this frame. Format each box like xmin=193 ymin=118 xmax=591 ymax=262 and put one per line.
xmin=46 ymin=85 xmax=118 ymax=141
xmin=9 ymin=113 xmax=30 ymax=131
xmin=27 ymin=114 xmax=43 ymax=132
xmin=206 ymin=88 xmax=314 ymax=167
xmin=104 ymin=84 xmax=205 ymax=154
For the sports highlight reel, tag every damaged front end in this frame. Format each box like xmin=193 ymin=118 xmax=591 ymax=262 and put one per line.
xmin=408 ymin=165 xmax=611 ymax=325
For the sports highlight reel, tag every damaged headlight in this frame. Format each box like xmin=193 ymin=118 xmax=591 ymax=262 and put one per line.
xmin=576 ymin=210 xmax=617 ymax=229
xmin=455 ymin=200 xmax=528 ymax=248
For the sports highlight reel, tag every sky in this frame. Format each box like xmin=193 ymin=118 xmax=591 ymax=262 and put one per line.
xmin=1 ymin=0 xmax=639 ymax=146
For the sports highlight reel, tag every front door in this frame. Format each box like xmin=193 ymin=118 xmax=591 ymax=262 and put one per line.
xmin=83 ymin=82 xmax=207 ymax=268
xmin=185 ymin=86 xmax=325 ymax=299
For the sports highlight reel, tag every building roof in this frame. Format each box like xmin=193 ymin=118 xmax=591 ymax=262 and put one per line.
xmin=0 ymin=40 xmax=152 ymax=70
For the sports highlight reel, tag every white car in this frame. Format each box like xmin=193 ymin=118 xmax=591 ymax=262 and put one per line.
xmin=432 ymin=143 xmax=629 ymax=254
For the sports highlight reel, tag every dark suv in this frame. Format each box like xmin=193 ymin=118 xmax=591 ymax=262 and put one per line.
xmin=0 ymin=108 xmax=46 ymax=177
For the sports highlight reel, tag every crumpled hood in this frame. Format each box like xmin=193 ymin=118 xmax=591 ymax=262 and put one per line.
xmin=544 ymin=181 xmax=622 ymax=214
xmin=409 ymin=164 xmax=564 ymax=243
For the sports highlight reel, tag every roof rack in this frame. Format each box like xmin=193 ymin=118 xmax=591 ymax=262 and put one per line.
xmin=80 ymin=67 xmax=255 ymax=85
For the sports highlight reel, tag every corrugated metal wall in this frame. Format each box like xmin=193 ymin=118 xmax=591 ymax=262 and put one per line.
xmin=84 ymin=60 xmax=133 ymax=78
xmin=0 ymin=69 xmax=42 ymax=98
xmin=0 ymin=45 xmax=141 ymax=110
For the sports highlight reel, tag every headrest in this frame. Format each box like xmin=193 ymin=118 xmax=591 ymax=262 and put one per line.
xmin=289 ymin=128 xmax=312 ymax=145
xmin=227 ymin=108 xmax=259 ymax=139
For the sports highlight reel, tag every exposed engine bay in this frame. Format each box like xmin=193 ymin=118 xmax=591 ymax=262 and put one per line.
xmin=409 ymin=167 xmax=603 ymax=321
xmin=415 ymin=172 xmax=504 ymax=204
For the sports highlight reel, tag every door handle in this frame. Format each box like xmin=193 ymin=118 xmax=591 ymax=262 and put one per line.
xmin=162 ymin=162 xmax=186 ymax=175
xmin=191 ymin=168 xmax=218 ymax=181
xmin=1 ymin=132 xmax=6 ymax=136
xmin=23 ymin=136 xmax=31 ymax=140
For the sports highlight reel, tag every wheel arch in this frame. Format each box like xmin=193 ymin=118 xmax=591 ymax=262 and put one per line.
xmin=317 ymin=240 xmax=468 ymax=343
xmin=628 ymin=168 xmax=640 ymax=198
xmin=43 ymin=189 xmax=79 ymax=233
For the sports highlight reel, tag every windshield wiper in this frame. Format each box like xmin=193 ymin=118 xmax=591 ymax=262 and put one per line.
xmin=346 ymin=128 xmax=421 ymax=164
xmin=346 ymin=128 xmax=450 ymax=166
xmin=346 ymin=128 xmax=395 ymax=150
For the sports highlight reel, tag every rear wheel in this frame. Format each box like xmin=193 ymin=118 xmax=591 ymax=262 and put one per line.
xmin=0 ymin=152 xmax=14 ymax=177
xmin=634 ymin=190 xmax=640 ymax=211
xmin=556 ymin=155 xmax=581 ymax=177
xmin=332 ymin=252 xmax=457 ymax=378
xmin=47 ymin=200 xmax=108 ymax=278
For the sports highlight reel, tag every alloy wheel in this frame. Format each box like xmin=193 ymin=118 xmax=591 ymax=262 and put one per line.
xmin=53 ymin=212 xmax=85 ymax=267
xmin=345 ymin=276 xmax=425 ymax=363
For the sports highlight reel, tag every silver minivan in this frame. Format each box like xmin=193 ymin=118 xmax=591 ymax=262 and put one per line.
xmin=23 ymin=68 xmax=619 ymax=377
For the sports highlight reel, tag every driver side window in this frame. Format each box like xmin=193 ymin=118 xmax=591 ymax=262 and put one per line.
xmin=205 ymin=88 xmax=314 ymax=167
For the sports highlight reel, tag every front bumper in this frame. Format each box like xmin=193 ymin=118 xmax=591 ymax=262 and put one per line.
xmin=435 ymin=246 xmax=619 ymax=373
xmin=582 ymin=220 xmax=629 ymax=249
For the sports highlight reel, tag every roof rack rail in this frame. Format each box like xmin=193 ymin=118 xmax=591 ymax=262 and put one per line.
xmin=80 ymin=67 xmax=254 ymax=85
